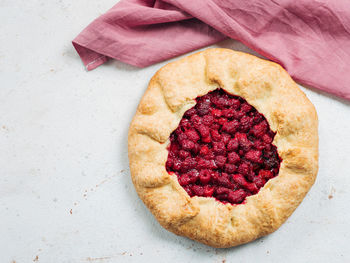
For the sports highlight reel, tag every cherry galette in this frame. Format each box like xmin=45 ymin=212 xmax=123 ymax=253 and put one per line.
xmin=128 ymin=48 xmax=318 ymax=247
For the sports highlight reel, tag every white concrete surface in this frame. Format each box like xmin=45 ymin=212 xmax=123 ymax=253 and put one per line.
xmin=1 ymin=1 xmax=350 ymax=262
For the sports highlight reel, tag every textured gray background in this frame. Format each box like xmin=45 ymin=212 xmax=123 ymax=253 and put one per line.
xmin=1 ymin=1 xmax=349 ymax=262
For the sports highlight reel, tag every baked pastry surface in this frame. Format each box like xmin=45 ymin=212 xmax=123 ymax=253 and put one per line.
xmin=128 ymin=48 xmax=318 ymax=247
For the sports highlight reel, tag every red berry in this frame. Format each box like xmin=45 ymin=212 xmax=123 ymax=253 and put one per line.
xmin=245 ymin=182 xmax=259 ymax=194
xmin=179 ymin=174 xmax=191 ymax=186
xmin=184 ymin=108 xmax=197 ymax=117
xmin=253 ymin=114 xmax=264 ymax=124
xmin=211 ymin=108 xmax=222 ymax=118
xmin=180 ymin=157 xmax=196 ymax=172
xmin=217 ymin=117 xmax=228 ymax=126
xmin=166 ymin=158 xmax=174 ymax=170
xmin=250 ymin=121 xmax=268 ymax=138
xmin=259 ymin=170 xmax=274 ymax=180
xmin=179 ymin=150 xmax=190 ymax=160
xmin=227 ymin=138 xmax=239 ymax=152
xmin=197 ymin=124 xmax=210 ymax=138
xmin=199 ymin=145 xmax=209 ymax=156
xmin=188 ymin=170 xmax=199 ymax=183
xmin=191 ymin=185 xmax=205 ymax=196
xmin=228 ymin=152 xmax=240 ymax=164
xmin=190 ymin=114 xmax=201 ymax=127
xmin=201 ymin=136 xmax=211 ymax=143
xmin=245 ymin=150 xmax=263 ymax=163
xmin=262 ymin=134 xmax=273 ymax=144
xmin=232 ymin=174 xmax=247 ymax=186
xmin=228 ymin=189 xmax=246 ymax=203
xmin=180 ymin=139 xmax=194 ymax=151
xmin=215 ymin=155 xmax=227 ymax=168
xmin=235 ymin=132 xmax=252 ymax=151
xmin=203 ymin=186 xmax=214 ymax=197
xmin=241 ymin=103 xmax=252 ymax=113
xmin=224 ymin=163 xmax=237 ymax=174
xmin=216 ymin=187 xmax=230 ymax=195
xmin=213 ymin=141 xmax=226 ymax=154
xmin=213 ymin=97 xmax=229 ymax=108
xmin=202 ymin=115 xmax=214 ymax=126
xmin=222 ymin=109 xmax=235 ymax=118
xmin=238 ymin=162 xmax=253 ymax=177
xmin=199 ymin=169 xmax=211 ymax=184
xmin=210 ymin=129 xmax=222 ymax=142
xmin=222 ymin=133 xmax=231 ymax=145
xmin=253 ymin=176 xmax=266 ymax=188
xmin=197 ymin=100 xmax=210 ymax=116
xmin=253 ymin=139 xmax=265 ymax=150
xmin=179 ymin=118 xmax=191 ymax=129
xmin=228 ymin=98 xmax=241 ymax=109
xmin=240 ymin=116 xmax=253 ymax=132
xmin=217 ymin=173 xmax=234 ymax=188
xmin=232 ymin=110 xmax=245 ymax=120
xmin=177 ymin=132 xmax=187 ymax=142
xmin=172 ymin=159 xmax=182 ymax=171
xmin=185 ymin=129 xmax=200 ymax=142
xmin=222 ymin=120 xmax=239 ymax=134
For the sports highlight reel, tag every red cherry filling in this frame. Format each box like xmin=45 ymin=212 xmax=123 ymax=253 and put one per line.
xmin=166 ymin=89 xmax=282 ymax=205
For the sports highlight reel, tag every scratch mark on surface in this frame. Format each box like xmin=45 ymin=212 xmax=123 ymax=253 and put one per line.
xmin=328 ymin=187 xmax=336 ymax=199
xmin=86 ymin=256 xmax=111 ymax=262
xmin=84 ymin=251 xmax=133 ymax=262
xmin=94 ymin=173 xmax=119 ymax=189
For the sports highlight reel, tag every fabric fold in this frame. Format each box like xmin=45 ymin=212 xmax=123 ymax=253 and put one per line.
xmin=73 ymin=0 xmax=350 ymax=100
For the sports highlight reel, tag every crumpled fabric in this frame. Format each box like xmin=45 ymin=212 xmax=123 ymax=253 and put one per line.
xmin=73 ymin=0 xmax=350 ymax=100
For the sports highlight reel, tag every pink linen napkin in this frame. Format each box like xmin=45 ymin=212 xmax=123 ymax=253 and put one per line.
xmin=73 ymin=0 xmax=350 ymax=100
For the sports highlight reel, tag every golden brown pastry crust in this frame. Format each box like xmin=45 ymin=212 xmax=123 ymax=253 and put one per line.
xmin=128 ymin=48 xmax=318 ymax=248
